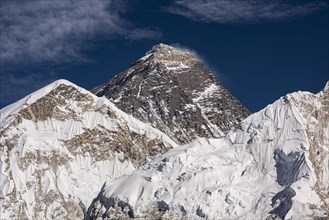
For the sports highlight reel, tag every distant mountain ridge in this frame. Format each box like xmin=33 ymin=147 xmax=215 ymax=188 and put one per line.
xmin=92 ymin=43 xmax=250 ymax=144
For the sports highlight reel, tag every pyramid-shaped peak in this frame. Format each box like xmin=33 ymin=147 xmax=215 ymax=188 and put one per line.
xmin=93 ymin=44 xmax=250 ymax=144
xmin=152 ymin=43 xmax=175 ymax=50
xmin=0 ymin=78 xmax=95 ymax=130
xmin=141 ymin=43 xmax=198 ymax=65
xmin=146 ymin=43 xmax=186 ymax=54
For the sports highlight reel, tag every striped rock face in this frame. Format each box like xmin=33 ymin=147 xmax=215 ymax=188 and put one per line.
xmin=93 ymin=43 xmax=250 ymax=144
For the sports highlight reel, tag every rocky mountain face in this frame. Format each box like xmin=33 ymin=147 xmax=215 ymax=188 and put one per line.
xmin=88 ymin=83 xmax=329 ymax=220
xmin=0 ymin=80 xmax=177 ymax=219
xmin=92 ymin=44 xmax=250 ymax=144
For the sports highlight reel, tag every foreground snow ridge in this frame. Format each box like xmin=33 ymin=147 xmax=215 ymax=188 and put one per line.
xmin=88 ymin=82 xmax=329 ymax=219
xmin=0 ymin=80 xmax=177 ymax=219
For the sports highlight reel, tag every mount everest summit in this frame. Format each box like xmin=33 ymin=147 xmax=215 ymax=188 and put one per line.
xmin=92 ymin=44 xmax=250 ymax=144
xmin=0 ymin=44 xmax=328 ymax=219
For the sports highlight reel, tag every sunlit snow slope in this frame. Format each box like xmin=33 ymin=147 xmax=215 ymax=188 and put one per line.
xmin=89 ymin=82 xmax=329 ymax=220
xmin=0 ymin=80 xmax=177 ymax=219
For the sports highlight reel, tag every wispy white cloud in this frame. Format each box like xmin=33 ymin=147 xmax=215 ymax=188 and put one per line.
xmin=0 ymin=0 xmax=161 ymax=66
xmin=167 ymin=0 xmax=327 ymax=24
xmin=0 ymin=0 xmax=161 ymax=106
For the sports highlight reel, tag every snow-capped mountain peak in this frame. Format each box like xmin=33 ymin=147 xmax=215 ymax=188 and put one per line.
xmin=145 ymin=43 xmax=192 ymax=57
xmin=92 ymin=44 xmax=250 ymax=144
xmin=0 ymin=79 xmax=178 ymax=219
xmin=1 ymin=79 xmax=88 ymax=130
xmin=141 ymin=43 xmax=197 ymax=66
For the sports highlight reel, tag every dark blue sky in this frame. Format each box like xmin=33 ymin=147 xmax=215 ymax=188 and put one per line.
xmin=1 ymin=0 xmax=328 ymax=112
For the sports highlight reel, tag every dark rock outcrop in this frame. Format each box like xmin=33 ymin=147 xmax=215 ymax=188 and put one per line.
xmin=93 ymin=44 xmax=250 ymax=144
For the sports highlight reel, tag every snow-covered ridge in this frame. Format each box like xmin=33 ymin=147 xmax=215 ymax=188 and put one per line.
xmin=0 ymin=79 xmax=177 ymax=147
xmin=0 ymin=79 xmax=179 ymax=219
xmin=88 ymin=82 xmax=329 ymax=219
xmin=1 ymin=79 xmax=85 ymax=130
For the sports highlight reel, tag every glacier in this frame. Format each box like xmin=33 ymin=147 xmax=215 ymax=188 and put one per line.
xmin=88 ymin=82 xmax=329 ymax=219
